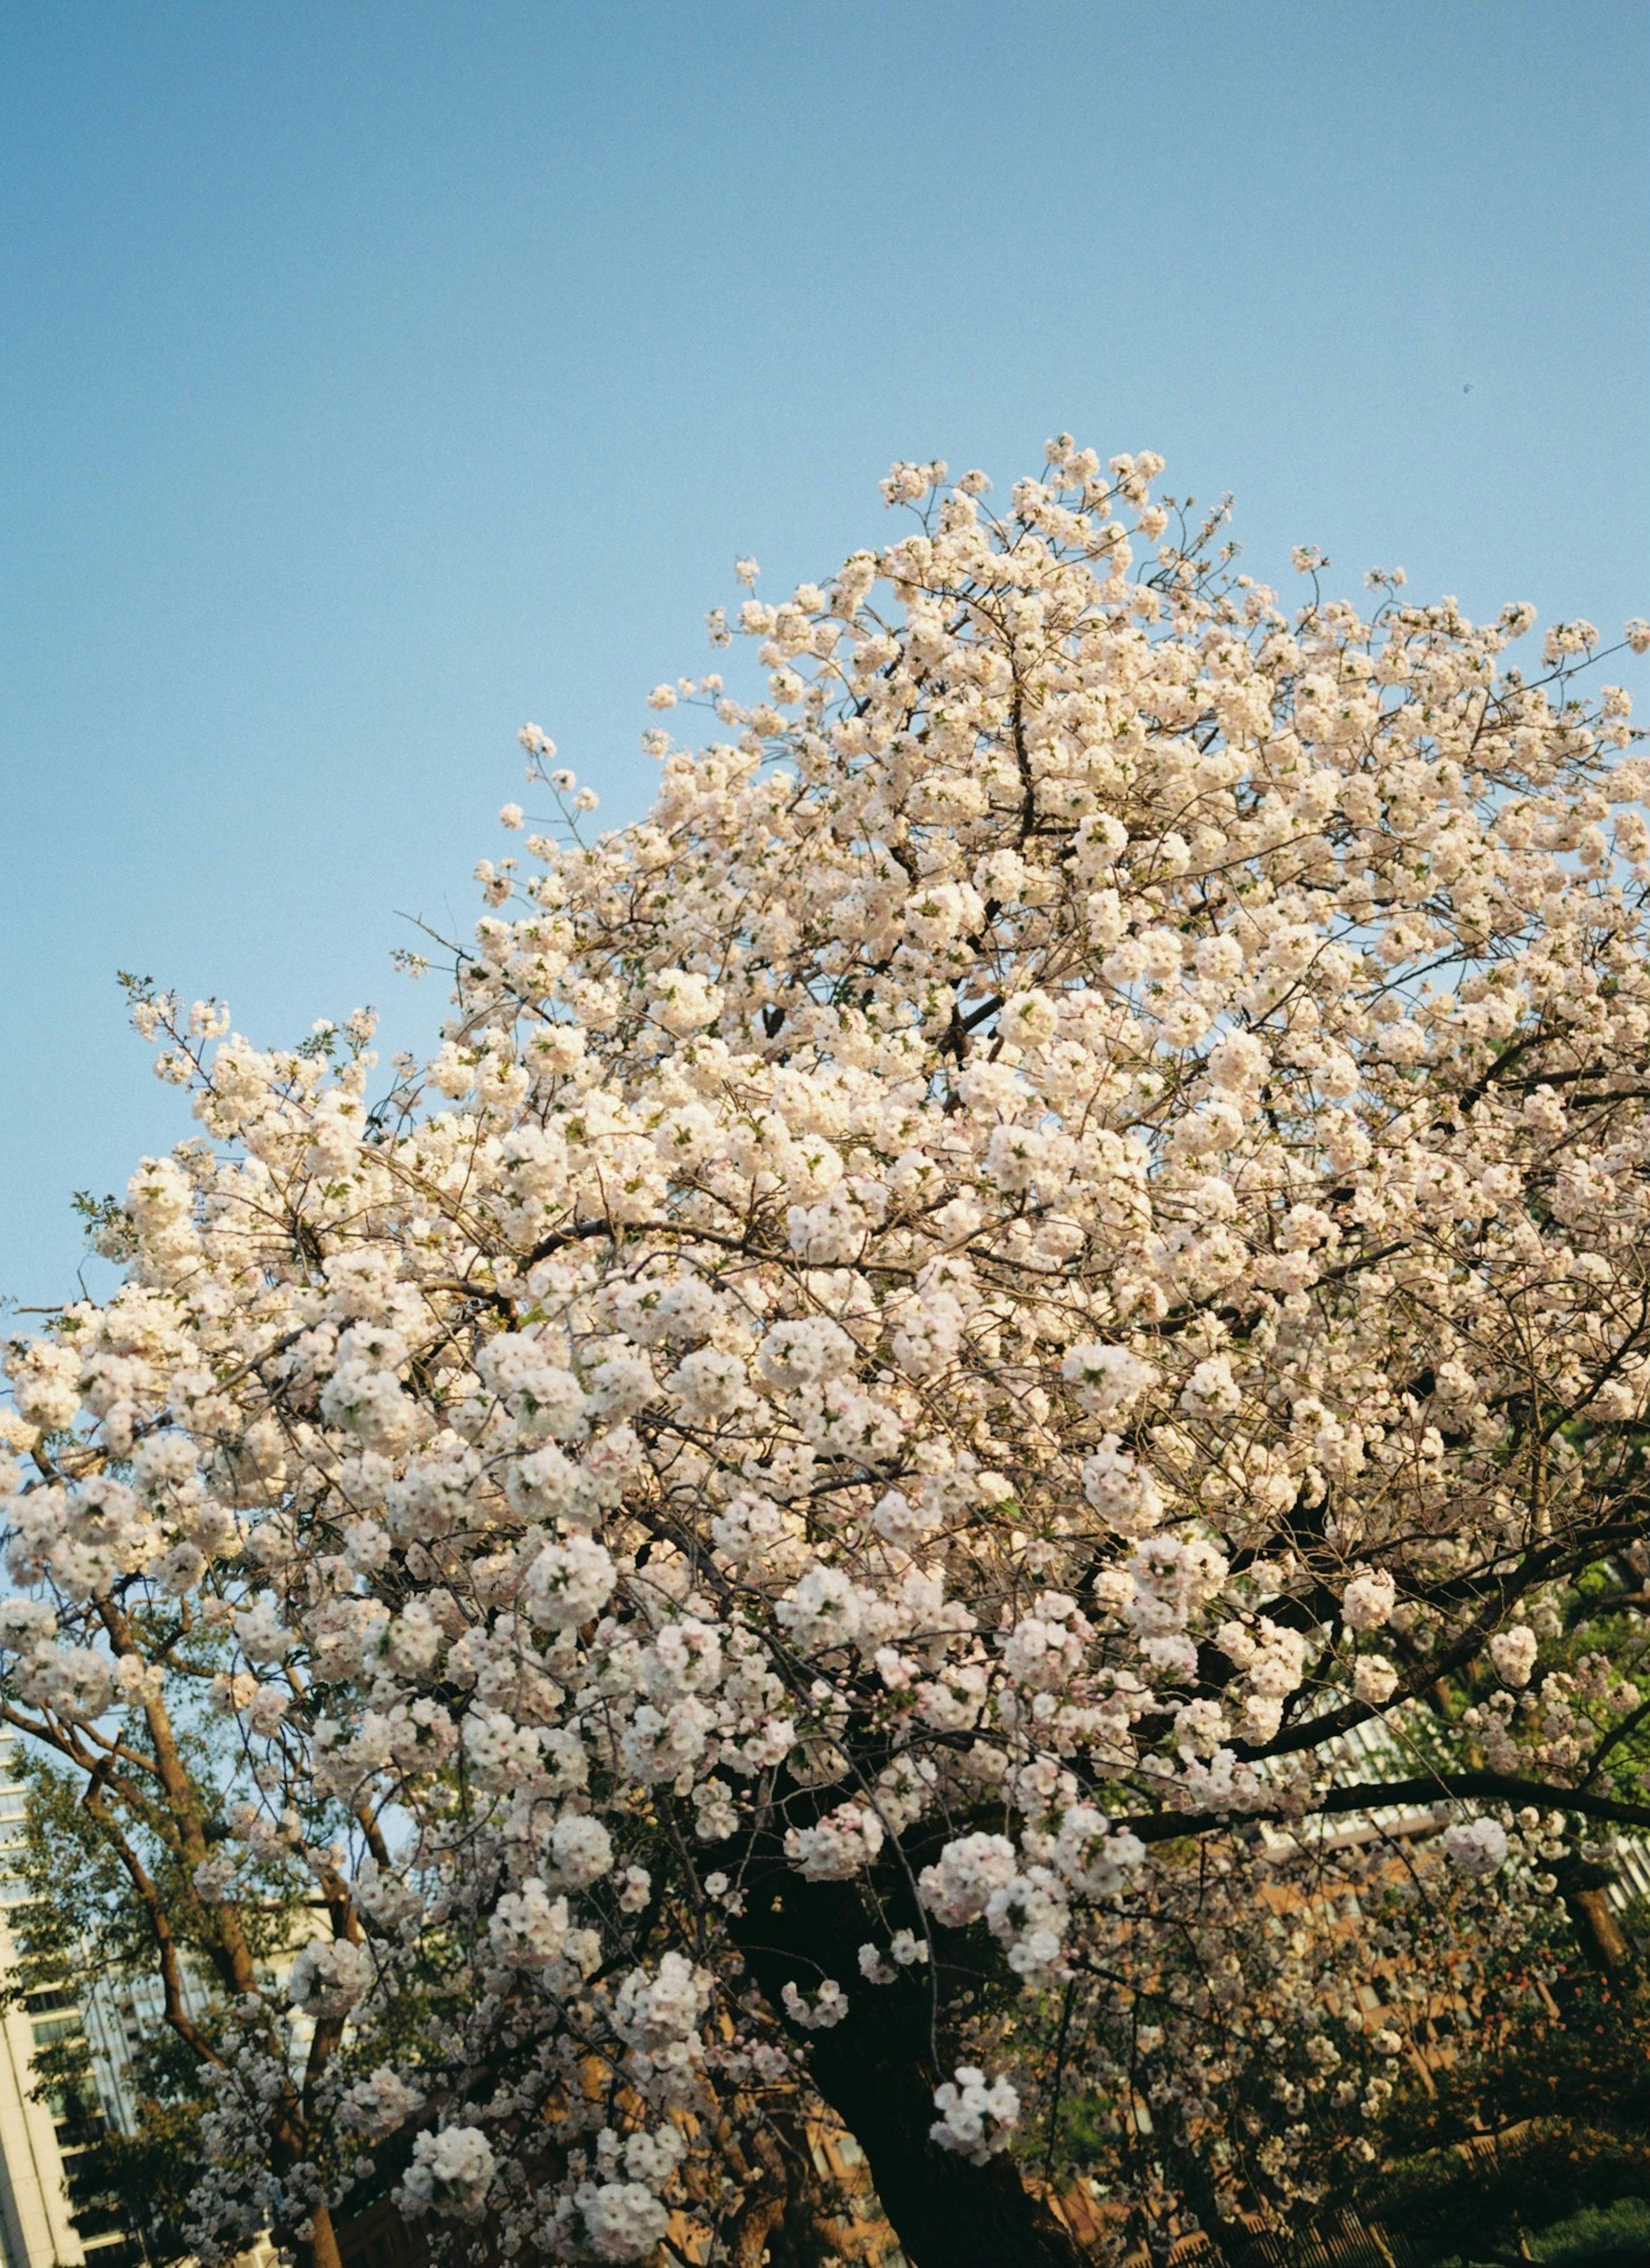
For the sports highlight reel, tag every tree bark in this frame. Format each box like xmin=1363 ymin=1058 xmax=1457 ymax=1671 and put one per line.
xmin=1555 ymin=1855 xmax=1632 ymax=1971
xmin=305 ymin=2201 xmax=347 ymax=2268
xmin=728 ymin=1861 xmax=1093 ymax=2268
xmin=1565 ymin=1882 xmax=1631 ymax=1970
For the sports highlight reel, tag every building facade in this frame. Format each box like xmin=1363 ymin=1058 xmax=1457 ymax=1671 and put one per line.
xmin=0 ymin=1731 xmax=134 ymax=2268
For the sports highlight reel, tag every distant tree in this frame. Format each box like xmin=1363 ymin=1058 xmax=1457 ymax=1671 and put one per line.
xmin=0 ymin=1683 xmax=359 ymax=2268
xmin=1340 ymin=1889 xmax=1650 ymax=2262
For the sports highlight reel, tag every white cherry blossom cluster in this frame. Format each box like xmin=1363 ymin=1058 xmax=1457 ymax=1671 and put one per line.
xmin=928 ymin=2067 xmax=1021 ymax=2163
xmin=4 ymin=439 xmax=1648 ymax=2259
xmin=1442 ymin=1817 xmax=1511 ymax=1877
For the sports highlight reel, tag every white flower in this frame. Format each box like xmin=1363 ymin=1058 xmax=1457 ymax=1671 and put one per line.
xmin=339 ymin=2067 xmax=425 ymax=2139
xmin=785 ymin=1801 xmax=885 ymax=1880
xmin=1062 ymin=1342 xmax=1158 ymax=1418
xmin=233 ymin=1599 xmax=294 ymax=1663
xmin=403 ymin=2125 xmax=495 ymax=2217
xmin=522 ymin=1534 xmax=617 ymax=1630
xmin=780 ymin=1978 xmax=849 ymax=2029
xmin=1443 ymin=1817 xmax=1508 ymax=1876
xmin=0 ymin=1599 xmax=57 ymax=1648
xmin=1206 ymin=1030 xmax=1269 ymax=1094
xmin=1180 ymin=1355 xmax=1242 ymax=1418
xmin=920 ymin=1833 xmax=1019 ymax=1927
xmin=929 ymin=2067 xmax=1021 ymax=2163
xmin=668 ymin=1346 xmax=750 ymax=1419
xmin=758 ymin=1316 xmax=855 ymax=1389
xmin=1051 ymin=1808 xmax=1146 ymax=1898
xmin=1490 ymin=1624 xmax=1538 ymax=1687
xmin=1353 ymin=1654 xmax=1399 ymax=1705
xmin=777 ymin=1565 xmax=865 ymax=1649
xmin=506 ymin=1442 xmax=582 ymax=1520
xmin=489 ymin=1880 xmax=571 ymax=1970
xmin=1341 ymin=1567 xmax=1397 ymax=1632
xmin=550 ymin=1812 xmax=614 ymax=1888
xmin=288 ymin=1937 xmax=373 ymax=2017
xmin=1080 ymin=1438 xmax=1164 ymax=1535
xmin=578 ymin=2182 xmax=670 ymax=2262
xmin=651 ymin=969 xmax=722 ymax=1035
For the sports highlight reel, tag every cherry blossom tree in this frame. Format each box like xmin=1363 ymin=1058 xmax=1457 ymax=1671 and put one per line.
xmin=6 ymin=441 xmax=1650 ymax=2266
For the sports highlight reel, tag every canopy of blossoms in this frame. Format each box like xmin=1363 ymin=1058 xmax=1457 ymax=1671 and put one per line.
xmin=5 ymin=443 xmax=1650 ymax=2265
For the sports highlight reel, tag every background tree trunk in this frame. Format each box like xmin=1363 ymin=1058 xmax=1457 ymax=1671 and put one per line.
xmin=1556 ymin=1857 xmax=1632 ymax=1970
xmin=305 ymin=2202 xmax=347 ymax=2268
xmin=729 ymin=1862 xmax=1094 ymax=2268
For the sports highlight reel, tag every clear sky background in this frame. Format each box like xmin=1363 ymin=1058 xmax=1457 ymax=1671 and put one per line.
xmin=3 ymin=0 xmax=1647 ymax=1308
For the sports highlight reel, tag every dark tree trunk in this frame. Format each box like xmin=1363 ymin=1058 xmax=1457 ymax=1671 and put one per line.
xmin=728 ymin=1858 xmax=1092 ymax=2268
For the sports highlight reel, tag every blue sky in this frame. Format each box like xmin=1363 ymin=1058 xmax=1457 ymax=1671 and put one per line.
xmin=3 ymin=0 xmax=1647 ymax=1306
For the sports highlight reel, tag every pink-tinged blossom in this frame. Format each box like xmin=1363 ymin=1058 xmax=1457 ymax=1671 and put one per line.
xmin=784 ymin=1801 xmax=886 ymax=1879
xmin=920 ymin=1834 xmax=1020 ymax=1927
xmin=1341 ymin=1567 xmax=1398 ymax=1632
xmin=1490 ymin=1624 xmax=1539 ymax=1687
